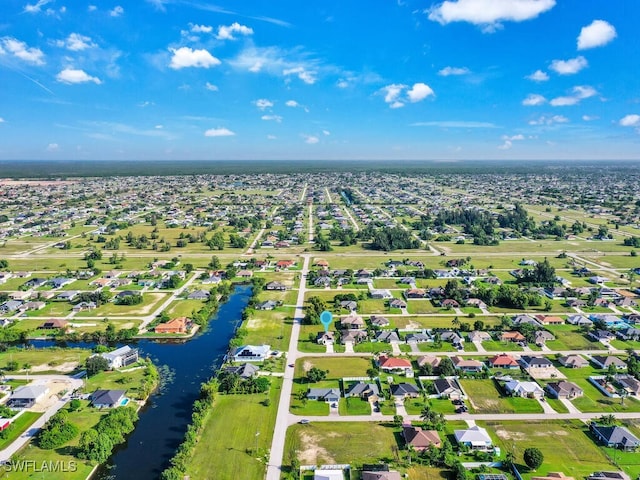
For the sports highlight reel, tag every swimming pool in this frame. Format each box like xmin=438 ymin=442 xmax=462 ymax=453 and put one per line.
xmin=120 ymin=398 xmax=129 ymax=406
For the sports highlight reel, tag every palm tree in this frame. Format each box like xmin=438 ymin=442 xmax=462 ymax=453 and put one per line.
xmin=452 ymin=316 xmax=460 ymax=330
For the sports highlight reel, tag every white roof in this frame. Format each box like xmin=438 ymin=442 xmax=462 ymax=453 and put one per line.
xmin=11 ymin=385 xmax=48 ymax=400
xmin=505 ymin=380 xmax=543 ymax=394
xmin=454 ymin=426 xmax=492 ymax=446
xmin=314 ymin=470 xmax=345 ymax=480
xmin=103 ymin=345 xmax=134 ymax=359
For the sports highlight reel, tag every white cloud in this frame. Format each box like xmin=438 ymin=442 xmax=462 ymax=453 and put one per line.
xmin=216 ymin=22 xmax=254 ymax=40
xmin=0 ymin=37 xmax=45 ymax=65
xmin=549 ymin=56 xmax=587 ymax=75
xmin=24 ymin=0 xmax=52 ymax=13
xmin=380 ymin=83 xmax=434 ymax=108
xmin=261 ymin=115 xmax=282 ymax=123
xmin=110 ymin=6 xmax=124 ymax=17
xmin=283 ymin=66 xmax=316 ymax=84
xmin=137 ymin=101 xmax=154 ymax=107
xmin=407 ymin=82 xmax=435 ymax=102
xmin=322 ymin=130 xmax=330 ymax=136
xmin=267 ymin=135 xmax=277 ymax=140
xmin=57 ymin=33 xmax=97 ymax=51
xmin=285 ymin=100 xmax=299 ymax=107
xmin=526 ymin=70 xmax=549 ymax=82
xmin=56 ymin=68 xmax=102 ymax=84
xmin=229 ymin=46 xmax=327 ymax=85
xmin=381 ymin=84 xmax=406 ymax=104
xmin=336 ymin=79 xmax=349 ymax=88
xmin=46 ymin=143 xmax=59 ymax=151
xmin=191 ymin=24 xmax=213 ymax=33
xmin=0 ymin=117 xmax=4 ymax=123
xmin=550 ymin=96 xmax=578 ymax=107
xmin=498 ymin=133 xmax=525 ymax=150
xmin=529 ymin=115 xmax=569 ymax=125
xmin=438 ymin=66 xmax=470 ymax=76
xmin=428 ymin=0 xmax=555 ymax=31
xmin=88 ymin=5 xmax=97 ymax=12
xmin=303 ymin=135 xmax=319 ymax=144
xmin=155 ymin=125 xmax=163 ymax=129
xmin=582 ymin=115 xmax=598 ymax=121
xmin=204 ymin=127 xmax=235 ymax=137
xmin=578 ymin=20 xmax=617 ymax=50
xmin=205 ymin=82 xmax=218 ymax=91
xmin=254 ymin=99 xmax=274 ymax=110
xmin=550 ymin=85 xmax=597 ymax=106
xmin=169 ymin=47 xmax=220 ymax=69
xmin=522 ymin=94 xmax=546 ymax=106
xmin=620 ymin=114 xmax=640 ymax=127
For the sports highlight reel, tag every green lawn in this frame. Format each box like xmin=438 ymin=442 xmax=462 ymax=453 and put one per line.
xmin=339 ymin=397 xmax=371 ymax=415
xmin=459 ymin=379 xmax=543 ymax=414
xmin=0 ymin=412 xmax=43 ymax=450
xmin=295 ymin=356 xmax=373 ymax=379
xmin=186 ymin=378 xmax=281 ymax=480
xmin=0 ymin=347 xmax=91 ymax=372
xmin=84 ymin=366 xmax=150 ymax=400
xmin=482 ymin=340 xmax=524 ymax=352
xmin=284 ymin=422 xmax=399 ymax=468
xmin=483 ymin=420 xmax=620 ymax=480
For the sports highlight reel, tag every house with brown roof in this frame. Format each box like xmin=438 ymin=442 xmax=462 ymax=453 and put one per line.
xmin=378 ymin=355 xmax=413 ymax=375
xmin=402 ymin=423 xmax=441 ymax=451
xmin=558 ymin=355 xmax=589 ymax=368
xmin=488 ymin=353 xmax=520 ymax=369
xmin=236 ymin=269 xmax=254 ymax=278
xmin=155 ymin=317 xmax=191 ymax=334
xmin=38 ymin=319 xmax=68 ymax=330
xmin=341 ymin=314 xmax=365 ymax=329
xmin=501 ymin=331 xmax=526 ymax=343
xmin=417 ymin=355 xmax=440 ymax=369
xmin=275 ymin=260 xmax=295 ymax=269
xmin=546 ymin=381 xmax=584 ymax=399
xmin=451 ymin=356 xmax=484 ymax=373
xmin=535 ymin=315 xmax=564 ymax=325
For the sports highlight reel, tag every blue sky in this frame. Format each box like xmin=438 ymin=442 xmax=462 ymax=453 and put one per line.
xmin=1 ymin=0 xmax=639 ymax=161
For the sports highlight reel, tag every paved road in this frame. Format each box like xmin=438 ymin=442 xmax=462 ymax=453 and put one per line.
xmin=265 ymin=254 xmax=310 ymax=480
xmin=138 ymin=271 xmax=199 ymax=331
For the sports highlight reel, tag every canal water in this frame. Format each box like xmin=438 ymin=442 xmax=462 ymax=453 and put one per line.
xmin=34 ymin=285 xmax=252 ymax=479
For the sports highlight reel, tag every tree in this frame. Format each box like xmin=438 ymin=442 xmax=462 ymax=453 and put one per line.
xmin=438 ymin=357 xmax=455 ymax=376
xmin=85 ymin=355 xmax=110 ymax=376
xmin=523 ymin=447 xmax=544 ymax=471
xmin=307 ymin=367 xmax=328 ymax=383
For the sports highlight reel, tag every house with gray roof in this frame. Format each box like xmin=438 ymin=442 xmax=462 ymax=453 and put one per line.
xmin=590 ymin=424 xmax=640 ymax=451
xmin=91 ymin=389 xmax=126 ymax=408
xmin=307 ymin=388 xmax=340 ymax=403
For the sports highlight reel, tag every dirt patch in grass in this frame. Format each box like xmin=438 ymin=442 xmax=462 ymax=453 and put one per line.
xmin=31 ymin=361 xmax=78 ymax=373
xmin=298 ymin=432 xmax=336 ymax=465
xmin=495 ymin=429 xmax=526 ymax=440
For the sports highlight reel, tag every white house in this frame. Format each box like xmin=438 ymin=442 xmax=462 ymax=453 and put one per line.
xmin=100 ymin=345 xmax=139 ymax=369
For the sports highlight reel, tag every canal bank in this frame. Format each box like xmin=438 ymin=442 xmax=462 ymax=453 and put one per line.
xmin=91 ymin=284 xmax=252 ymax=479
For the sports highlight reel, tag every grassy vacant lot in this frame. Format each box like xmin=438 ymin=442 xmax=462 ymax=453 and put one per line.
xmin=186 ymin=378 xmax=281 ymax=480
xmin=285 ymin=422 xmax=398 ymax=468
xmin=83 ymin=293 xmax=169 ymax=317
xmin=459 ymin=379 xmax=543 ymax=414
xmin=244 ymin=307 xmax=294 ymax=353
xmin=545 ymin=324 xmax=600 ymax=350
xmin=163 ymin=299 xmax=206 ymax=318
xmin=295 ymin=356 xmax=373 ymax=379
xmin=482 ymin=420 xmax=617 ymax=480
xmin=0 ymin=347 xmax=90 ymax=372
xmin=339 ymin=397 xmax=371 ymax=415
